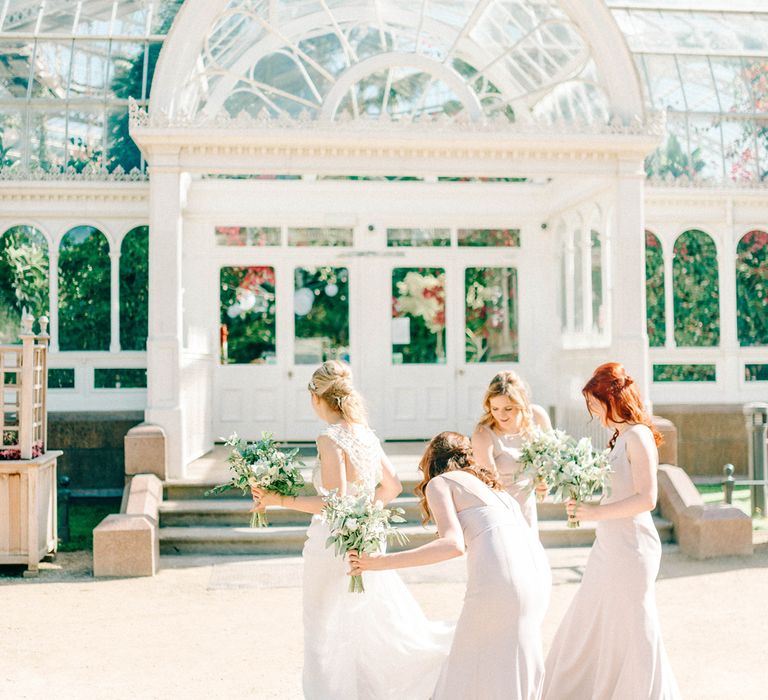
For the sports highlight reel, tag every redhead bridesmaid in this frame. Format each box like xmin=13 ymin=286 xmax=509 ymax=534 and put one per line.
xmin=472 ymin=371 xmax=551 ymax=529
xmin=543 ymin=362 xmax=681 ymax=699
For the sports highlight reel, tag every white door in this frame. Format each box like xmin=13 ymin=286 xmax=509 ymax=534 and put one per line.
xmin=211 ymin=219 xmax=526 ymax=442
xmin=213 ymin=226 xmax=357 ymax=442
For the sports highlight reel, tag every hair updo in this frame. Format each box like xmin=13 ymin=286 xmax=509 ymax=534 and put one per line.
xmin=415 ymin=431 xmax=502 ymax=524
xmin=582 ymin=362 xmax=662 ymax=449
xmin=308 ymin=360 xmax=367 ymax=424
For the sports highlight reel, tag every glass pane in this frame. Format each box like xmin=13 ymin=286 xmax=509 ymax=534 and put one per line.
xmin=387 ymin=228 xmax=450 ymax=248
xmin=294 ymin=266 xmax=349 ymax=364
xmin=120 ymin=226 xmax=148 ymax=351
xmin=653 ymin=364 xmax=716 ymax=383
xmin=0 ymin=109 xmax=24 ymax=168
xmin=465 ymin=267 xmax=518 ymax=363
xmin=287 ymin=227 xmax=352 ymax=247
xmin=590 ymin=230 xmax=604 ymax=333
xmin=458 ymin=229 xmax=520 ymax=247
xmin=220 ymin=266 xmax=276 ymax=364
xmin=94 ymin=368 xmax=147 ymax=389
xmin=68 ymin=41 xmax=110 ymax=98
xmin=745 ymin=364 xmax=768 ymax=382
xmin=645 ymin=231 xmax=666 ymax=347
xmin=59 ymin=226 xmax=111 ymax=351
xmin=215 ymin=226 xmax=281 ymax=246
xmin=0 ymin=225 xmax=49 ymax=343
xmin=673 ymin=230 xmax=720 ymax=347
xmin=392 ymin=267 xmax=446 ymax=364
xmin=28 ymin=110 xmax=68 ymax=171
xmin=48 ymin=368 xmax=75 ymax=389
xmin=736 ymin=230 xmax=768 ymax=346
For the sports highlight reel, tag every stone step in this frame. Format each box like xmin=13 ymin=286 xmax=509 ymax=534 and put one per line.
xmin=158 ymin=497 xmax=571 ymax=528
xmin=164 ymin=471 xmax=425 ymax=500
xmin=159 ymin=496 xmax=426 ymax=527
xmin=159 ymin=524 xmax=436 ymax=556
xmin=159 ymin=517 xmax=674 ymax=555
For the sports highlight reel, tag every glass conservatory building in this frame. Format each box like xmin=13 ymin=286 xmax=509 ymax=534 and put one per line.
xmin=1 ymin=0 xmax=766 ymax=479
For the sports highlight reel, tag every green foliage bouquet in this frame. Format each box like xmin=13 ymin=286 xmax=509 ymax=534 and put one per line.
xmin=520 ymin=430 xmax=611 ymax=527
xmin=519 ymin=428 xmax=572 ymax=502
xmin=322 ymin=493 xmax=408 ymax=593
xmin=207 ymin=433 xmax=304 ymax=527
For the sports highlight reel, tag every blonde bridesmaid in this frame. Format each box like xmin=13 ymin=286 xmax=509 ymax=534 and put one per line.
xmin=472 ymin=371 xmax=551 ymax=529
xmin=543 ymin=362 xmax=681 ymax=699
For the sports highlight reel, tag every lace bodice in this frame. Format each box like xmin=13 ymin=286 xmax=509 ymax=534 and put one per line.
xmin=312 ymin=423 xmax=384 ymax=498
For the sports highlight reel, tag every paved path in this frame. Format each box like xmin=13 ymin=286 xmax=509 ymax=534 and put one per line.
xmin=1 ymin=546 xmax=766 ymax=699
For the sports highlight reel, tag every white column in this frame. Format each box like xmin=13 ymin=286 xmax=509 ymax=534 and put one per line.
xmin=564 ymin=233 xmax=575 ymax=334
xmin=612 ymin=159 xmax=651 ymax=404
xmin=144 ymin=149 xmax=186 ymax=479
xmin=663 ymin=234 xmax=675 ymax=348
xmin=582 ymin=226 xmax=593 ymax=334
xmin=719 ymin=220 xmax=739 ymax=395
xmin=48 ymin=247 xmax=59 ymax=353
xmin=109 ymin=249 xmax=121 ymax=353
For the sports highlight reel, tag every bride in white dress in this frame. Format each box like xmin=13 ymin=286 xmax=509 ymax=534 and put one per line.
xmin=251 ymin=360 xmax=451 ymax=699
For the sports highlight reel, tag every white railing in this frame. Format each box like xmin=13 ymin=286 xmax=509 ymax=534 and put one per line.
xmin=46 ymin=351 xmax=147 ymax=412
xmin=648 ymin=347 xmax=767 ymax=405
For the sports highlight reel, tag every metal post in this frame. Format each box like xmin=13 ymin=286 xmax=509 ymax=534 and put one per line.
xmin=57 ymin=475 xmax=71 ymax=545
xmin=722 ymin=463 xmax=735 ymax=505
xmin=744 ymin=402 xmax=768 ymax=517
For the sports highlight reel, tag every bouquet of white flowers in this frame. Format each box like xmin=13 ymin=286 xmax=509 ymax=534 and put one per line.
xmin=322 ymin=492 xmax=408 ymax=593
xmin=552 ymin=437 xmax=611 ymax=528
xmin=518 ymin=428 xmax=572 ymax=502
xmin=520 ymin=430 xmax=611 ymax=527
xmin=206 ymin=433 xmax=304 ymax=527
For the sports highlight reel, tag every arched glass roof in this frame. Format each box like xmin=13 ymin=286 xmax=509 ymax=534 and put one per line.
xmin=180 ymin=0 xmax=610 ymax=127
xmin=608 ymin=1 xmax=768 ymax=183
xmin=0 ymin=0 xmax=183 ymax=175
xmin=0 ymin=0 xmax=767 ymax=184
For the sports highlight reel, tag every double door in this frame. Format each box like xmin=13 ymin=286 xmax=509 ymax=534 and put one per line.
xmin=213 ymin=246 xmax=521 ymax=441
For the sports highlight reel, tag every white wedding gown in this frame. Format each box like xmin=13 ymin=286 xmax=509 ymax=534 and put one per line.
xmin=302 ymin=423 xmax=452 ymax=700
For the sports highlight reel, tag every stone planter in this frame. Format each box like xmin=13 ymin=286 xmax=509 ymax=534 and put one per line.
xmin=0 ymin=451 xmax=61 ymax=576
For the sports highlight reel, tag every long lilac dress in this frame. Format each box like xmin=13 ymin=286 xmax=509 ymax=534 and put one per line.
xmin=543 ymin=425 xmax=681 ymax=699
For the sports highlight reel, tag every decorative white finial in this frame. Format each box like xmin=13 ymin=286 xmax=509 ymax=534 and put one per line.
xmin=38 ymin=315 xmax=49 ymax=337
xmin=21 ymin=312 xmax=34 ymax=335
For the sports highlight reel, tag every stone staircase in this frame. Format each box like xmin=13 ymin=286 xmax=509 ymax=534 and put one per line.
xmin=159 ymin=454 xmax=674 ymax=555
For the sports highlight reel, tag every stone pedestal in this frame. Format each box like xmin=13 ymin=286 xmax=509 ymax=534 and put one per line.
xmin=653 ymin=415 xmax=678 ymax=466
xmin=93 ymin=514 xmax=158 ymax=577
xmin=657 ymin=464 xmax=753 ymax=559
xmin=92 ymin=473 xmax=162 ymax=577
xmin=125 ymin=423 xmax=167 ymax=480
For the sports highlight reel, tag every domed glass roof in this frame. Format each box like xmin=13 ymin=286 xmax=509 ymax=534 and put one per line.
xmin=0 ymin=0 xmax=766 ymax=184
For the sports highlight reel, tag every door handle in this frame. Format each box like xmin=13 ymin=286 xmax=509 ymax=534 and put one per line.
xmin=287 ymin=370 xmax=294 ymax=379
xmin=456 ymin=368 xmax=465 ymax=377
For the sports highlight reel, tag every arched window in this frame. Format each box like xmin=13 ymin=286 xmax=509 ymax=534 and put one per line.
xmin=645 ymin=231 xmax=665 ymax=347
xmin=673 ymin=229 xmax=719 ymax=347
xmin=736 ymin=230 xmax=768 ymax=346
xmin=590 ymin=229 xmax=604 ymax=333
xmin=58 ymin=226 xmax=111 ymax=351
xmin=120 ymin=226 xmax=149 ymax=351
xmin=0 ymin=225 xmax=49 ymax=343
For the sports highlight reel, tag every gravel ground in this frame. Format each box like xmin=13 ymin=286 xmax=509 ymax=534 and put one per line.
xmin=1 ymin=545 xmax=766 ymax=699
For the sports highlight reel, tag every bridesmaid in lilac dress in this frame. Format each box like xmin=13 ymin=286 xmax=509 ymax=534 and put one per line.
xmin=472 ymin=371 xmax=551 ymax=529
xmin=350 ymin=432 xmax=551 ymax=700
xmin=543 ymin=363 xmax=681 ymax=699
